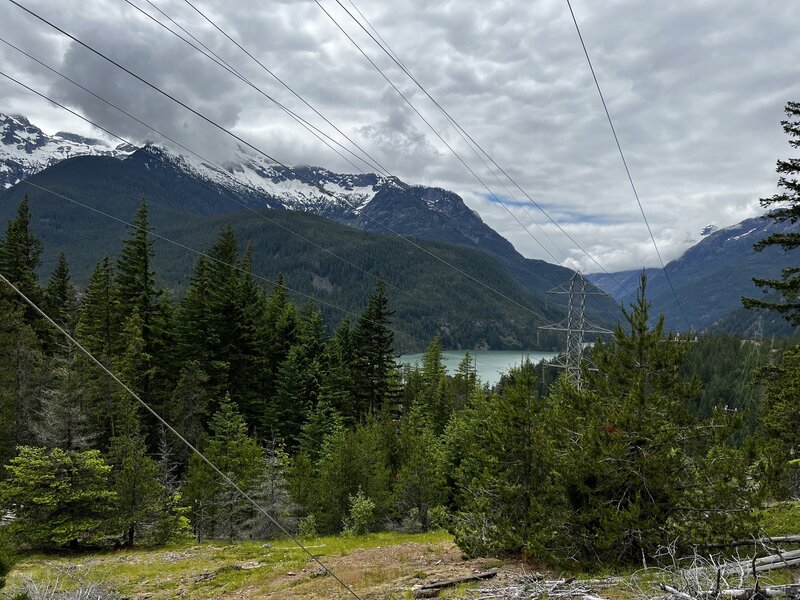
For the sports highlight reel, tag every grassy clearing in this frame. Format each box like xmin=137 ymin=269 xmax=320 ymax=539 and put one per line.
xmin=5 ymin=531 xmax=453 ymax=599
xmin=758 ymin=500 xmax=800 ymax=536
xmin=5 ymin=514 xmax=800 ymax=599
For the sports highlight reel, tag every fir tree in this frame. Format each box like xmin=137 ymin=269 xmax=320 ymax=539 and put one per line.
xmin=74 ymin=256 xmax=120 ymax=444
xmin=352 ymin=278 xmax=397 ymax=418
xmin=743 ymin=101 xmax=800 ymax=323
xmin=43 ymin=251 xmax=78 ymax=334
xmin=0 ymin=286 xmax=49 ymax=463
xmin=0 ymin=446 xmax=115 ymax=548
xmin=184 ymin=395 xmax=263 ymax=540
xmin=0 ymin=195 xmax=45 ymax=335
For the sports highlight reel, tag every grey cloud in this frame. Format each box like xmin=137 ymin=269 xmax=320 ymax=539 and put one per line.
xmin=1 ymin=0 xmax=799 ymax=272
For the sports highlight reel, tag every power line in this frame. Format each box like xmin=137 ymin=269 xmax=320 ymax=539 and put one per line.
xmin=165 ymin=0 xmax=566 ymax=290
xmin=0 ymin=272 xmax=364 ymax=600
xmin=0 ymin=70 xmax=512 ymax=375
xmin=0 ymin=40 xmax=454 ymax=323
xmin=319 ymin=0 xmax=632 ymax=296
xmin=180 ymin=0 xmax=392 ymax=179
xmin=120 ymin=0 xmax=380 ymax=176
xmin=339 ymin=0 xmax=632 ymax=296
xmin=334 ymin=0 xmax=566 ymax=265
xmin=564 ymin=0 xmax=691 ymax=328
xmin=6 ymin=0 xmax=548 ymax=321
xmin=313 ymin=0 xmax=560 ymax=264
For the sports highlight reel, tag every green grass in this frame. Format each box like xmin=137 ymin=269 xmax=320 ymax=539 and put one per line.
xmin=758 ymin=501 xmax=800 ymax=536
xmin=6 ymin=530 xmax=453 ymax=599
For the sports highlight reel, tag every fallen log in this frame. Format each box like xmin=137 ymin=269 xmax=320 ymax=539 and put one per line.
xmin=755 ymin=557 xmax=800 ymax=573
xmin=412 ymin=569 xmax=498 ymax=598
xmin=721 ymin=584 xmax=800 ymax=598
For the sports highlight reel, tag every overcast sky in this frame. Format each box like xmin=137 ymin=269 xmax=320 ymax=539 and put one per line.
xmin=2 ymin=0 xmax=799 ymax=272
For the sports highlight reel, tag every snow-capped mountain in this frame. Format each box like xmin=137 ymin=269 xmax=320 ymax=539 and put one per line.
xmin=0 ymin=113 xmax=135 ymax=189
xmin=2 ymin=112 xmax=482 ymax=230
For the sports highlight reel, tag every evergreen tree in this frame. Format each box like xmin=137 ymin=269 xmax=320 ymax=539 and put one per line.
xmin=107 ymin=408 xmax=161 ymax=546
xmin=450 ymin=352 xmax=478 ymax=413
xmin=540 ymin=277 xmax=755 ymax=565
xmin=352 ymin=278 xmax=397 ymax=418
xmin=319 ymin=319 xmax=356 ymax=423
xmin=756 ymin=345 xmax=800 ymax=497
xmin=74 ymin=256 xmax=120 ymax=443
xmin=108 ymin=310 xmax=162 ymax=546
xmin=743 ymin=101 xmax=800 ymax=323
xmin=258 ymin=274 xmax=300 ymax=433
xmin=114 ymin=201 xmax=166 ymax=425
xmin=166 ymin=361 xmax=211 ymax=468
xmin=413 ymin=335 xmax=451 ymax=435
xmin=0 ymin=286 xmax=49 ymax=463
xmin=43 ymin=251 xmax=78 ymax=335
xmin=116 ymin=201 xmax=157 ymax=328
xmin=306 ymin=418 xmax=393 ymax=534
xmin=0 ymin=195 xmax=43 ymax=301
xmin=451 ymin=362 xmax=558 ymax=558
xmin=0 ymin=446 xmax=115 ymax=548
xmin=32 ymin=351 xmax=96 ymax=452
xmin=394 ymin=419 xmax=446 ymax=532
xmin=229 ymin=244 xmax=270 ymax=429
xmin=184 ymin=395 xmax=263 ymax=540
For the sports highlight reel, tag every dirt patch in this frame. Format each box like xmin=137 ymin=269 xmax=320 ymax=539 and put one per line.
xmin=219 ymin=541 xmax=523 ymax=599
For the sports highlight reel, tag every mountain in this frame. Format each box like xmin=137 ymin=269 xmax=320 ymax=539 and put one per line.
xmin=1 ymin=114 xmax=134 ymax=189
xmin=587 ymin=214 xmax=800 ymax=335
xmin=0 ymin=113 xmax=611 ymax=320
xmin=0 ymin=155 xmax=574 ymax=352
xmin=1 ymin=113 xmax=613 ymax=351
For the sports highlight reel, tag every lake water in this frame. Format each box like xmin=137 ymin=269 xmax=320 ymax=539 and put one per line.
xmin=399 ymin=350 xmax=559 ymax=387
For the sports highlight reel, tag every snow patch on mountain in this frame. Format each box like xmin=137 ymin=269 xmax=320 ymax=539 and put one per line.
xmin=2 ymin=113 xmax=471 ymax=224
xmin=1 ymin=113 xmax=134 ymax=189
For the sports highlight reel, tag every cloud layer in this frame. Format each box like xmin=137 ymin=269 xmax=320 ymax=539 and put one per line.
xmin=2 ymin=0 xmax=799 ymax=272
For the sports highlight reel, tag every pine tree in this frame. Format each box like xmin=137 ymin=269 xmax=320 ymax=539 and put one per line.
xmin=451 ymin=362 xmax=557 ymax=557
xmin=107 ymin=405 xmax=161 ymax=546
xmin=451 ymin=352 xmax=478 ymax=413
xmin=0 ymin=195 xmax=45 ymax=335
xmin=394 ymin=420 xmax=446 ymax=532
xmin=0 ymin=195 xmax=42 ymax=296
xmin=743 ymin=101 xmax=800 ymax=323
xmin=0 ymin=286 xmax=49 ymax=463
xmin=352 ymin=278 xmax=397 ymax=418
xmin=177 ymin=254 xmax=229 ymax=399
xmin=116 ymin=201 xmax=157 ymax=324
xmin=115 ymin=201 xmax=175 ymax=444
xmin=74 ymin=256 xmax=120 ymax=443
xmin=43 ymin=252 xmax=78 ymax=334
xmin=184 ymin=395 xmax=263 ymax=540
xmin=229 ymin=244 xmax=270 ymax=429
xmin=540 ymin=276 xmax=755 ymax=565
xmin=0 ymin=446 xmax=115 ymax=548
xmin=413 ymin=335 xmax=451 ymax=435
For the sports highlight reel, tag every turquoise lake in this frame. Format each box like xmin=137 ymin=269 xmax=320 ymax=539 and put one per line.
xmin=398 ymin=350 xmax=559 ymax=387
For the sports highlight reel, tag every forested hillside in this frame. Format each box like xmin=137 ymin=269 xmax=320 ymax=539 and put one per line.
xmin=0 ymin=182 xmax=571 ymax=352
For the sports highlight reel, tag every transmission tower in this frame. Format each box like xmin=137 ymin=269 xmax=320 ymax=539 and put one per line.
xmin=539 ymin=272 xmax=611 ymax=388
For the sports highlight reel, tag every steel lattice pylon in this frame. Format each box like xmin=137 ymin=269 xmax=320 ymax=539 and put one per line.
xmin=539 ymin=272 xmax=611 ymax=388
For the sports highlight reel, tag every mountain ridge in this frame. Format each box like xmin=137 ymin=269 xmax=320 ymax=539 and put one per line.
xmin=587 ymin=213 xmax=800 ymax=335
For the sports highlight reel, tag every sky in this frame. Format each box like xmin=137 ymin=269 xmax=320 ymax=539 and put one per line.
xmin=1 ymin=0 xmax=799 ymax=272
